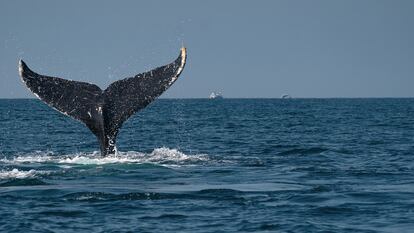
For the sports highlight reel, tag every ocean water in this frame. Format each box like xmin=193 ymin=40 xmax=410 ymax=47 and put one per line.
xmin=0 ymin=98 xmax=413 ymax=232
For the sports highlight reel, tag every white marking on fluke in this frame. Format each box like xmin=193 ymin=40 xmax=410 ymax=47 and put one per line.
xmin=169 ymin=47 xmax=187 ymax=85
xmin=18 ymin=60 xmax=23 ymax=77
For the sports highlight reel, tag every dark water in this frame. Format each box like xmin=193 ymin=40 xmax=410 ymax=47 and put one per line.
xmin=0 ymin=98 xmax=413 ymax=232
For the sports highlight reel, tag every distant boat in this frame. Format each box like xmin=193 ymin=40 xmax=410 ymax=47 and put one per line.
xmin=209 ymin=92 xmax=223 ymax=99
xmin=281 ymin=94 xmax=292 ymax=99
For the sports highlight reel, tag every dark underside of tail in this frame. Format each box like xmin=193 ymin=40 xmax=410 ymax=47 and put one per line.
xmin=19 ymin=48 xmax=187 ymax=156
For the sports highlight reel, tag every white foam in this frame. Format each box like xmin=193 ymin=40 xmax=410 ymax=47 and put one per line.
xmin=1 ymin=147 xmax=209 ymax=166
xmin=0 ymin=151 xmax=54 ymax=164
xmin=58 ymin=154 xmax=136 ymax=165
xmin=144 ymin=147 xmax=207 ymax=163
xmin=59 ymin=147 xmax=208 ymax=165
xmin=0 ymin=168 xmax=47 ymax=179
xmin=9 ymin=155 xmax=54 ymax=163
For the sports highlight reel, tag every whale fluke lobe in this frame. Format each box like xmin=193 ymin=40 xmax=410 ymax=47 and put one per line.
xmin=19 ymin=47 xmax=187 ymax=156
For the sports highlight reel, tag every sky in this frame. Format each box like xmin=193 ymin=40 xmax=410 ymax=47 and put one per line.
xmin=0 ymin=0 xmax=413 ymax=98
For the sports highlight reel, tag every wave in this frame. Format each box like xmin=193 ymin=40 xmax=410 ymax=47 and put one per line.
xmin=61 ymin=184 xmax=304 ymax=202
xmin=140 ymin=214 xmax=188 ymax=220
xmin=277 ymin=147 xmax=328 ymax=156
xmin=0 ymin=168 xmax=50 ymax=179
xmin=0 ymin=178 xmax=49 ymax=186
xmin=0 ymin=147 xmax=209 ymax=166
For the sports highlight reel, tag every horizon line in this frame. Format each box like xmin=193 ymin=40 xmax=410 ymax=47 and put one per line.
xmin=1 ymin=97 xmax=413 ymax=100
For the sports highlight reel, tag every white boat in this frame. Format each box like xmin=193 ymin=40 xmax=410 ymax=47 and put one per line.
xmin=209 ymin=92 xmax=223 ymax=99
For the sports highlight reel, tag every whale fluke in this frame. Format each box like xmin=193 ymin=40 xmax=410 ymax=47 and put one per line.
xmin=19 ymin=47 xmax=187 ymax=156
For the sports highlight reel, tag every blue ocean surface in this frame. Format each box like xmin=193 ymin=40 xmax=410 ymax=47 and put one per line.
xmin=0 ymin=98 xmax=413 ymax=232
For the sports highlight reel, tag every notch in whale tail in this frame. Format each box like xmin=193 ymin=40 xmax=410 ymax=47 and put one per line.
xmin=19 ymin=47 xmax=187 ymax=156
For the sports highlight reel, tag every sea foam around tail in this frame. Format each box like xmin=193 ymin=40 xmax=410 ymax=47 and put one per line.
xmin=0 ymin=147 xmax=208 ymax=166
xmin=59 ymin=147 xmax=209 ymax=165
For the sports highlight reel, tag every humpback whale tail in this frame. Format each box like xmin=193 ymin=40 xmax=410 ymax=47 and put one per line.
xmin=19 ymin=47 xmax=187 ymax=156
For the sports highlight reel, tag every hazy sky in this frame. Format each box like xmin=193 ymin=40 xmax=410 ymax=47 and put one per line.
xmin=1 ymin=0 xmax=413 ymax=98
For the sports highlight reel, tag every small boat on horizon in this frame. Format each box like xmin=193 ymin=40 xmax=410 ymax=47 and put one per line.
xmin=209 ymin=92 xmax=223 ymax=99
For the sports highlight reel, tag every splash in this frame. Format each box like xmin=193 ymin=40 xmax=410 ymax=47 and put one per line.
xmin=0 ymin=147 xmax=209 ymax=166
xmin=59 ymin=147 xmax=208 ymax=165
xmin=0 ymin=150 xmax=55 ymax=164
xmin=0 ymin=168 xmax=49 ymax=179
